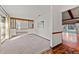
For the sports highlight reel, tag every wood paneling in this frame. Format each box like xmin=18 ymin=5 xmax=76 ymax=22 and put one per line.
xmin=42 ymin=43 xmax=79 ymax=54
xmin=68 ymin=10 xmax=74 ymax=19
xmin=10 ymin=17 xmax=33 ymax=21
xmin=52 ymin=31 xmax=62 ymax=34
xmin=63 ymin=18 xmax=79 ymax=25
xmin=63 ymin=17 xmax=79 ymax=21
xmin=42 ymin=43 xmax=66 ymax=54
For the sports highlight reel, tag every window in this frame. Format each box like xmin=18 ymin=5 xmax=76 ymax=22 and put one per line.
xmin=10 ymin=19 xmax=16 ymax=29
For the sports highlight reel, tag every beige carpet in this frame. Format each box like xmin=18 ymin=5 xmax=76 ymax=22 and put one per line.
xmin=0 ymin=34 xmax=50 ymax=54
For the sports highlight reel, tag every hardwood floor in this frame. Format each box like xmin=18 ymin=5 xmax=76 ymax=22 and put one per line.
xmin=42 ymin=43 xmax=79 ymax=54
xmin=42 ymin=43 xmax=66 ymax=54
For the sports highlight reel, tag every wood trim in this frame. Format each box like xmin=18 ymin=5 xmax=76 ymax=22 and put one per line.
xmin=52 ymin=43 xmax=62 ymax=49
xmin=63 ymin=20 xmax=76 ymax=25
xmin=63 ymin=19 xmax=79 ymax=25
xmin=31 ymin=34 xmax=50 ymax=41
xmin=16 ymin=26 xmax=34 ymax=29
xmin=62 ymin=17 xmax=79 ymax=25
xmin=63 ymin=17 xmax=79 ymax=21
xmin=10 ymin=17 xmax=33 ymax=21
xmin=52 ymin=31 xmax=62 ymax=34
xmin=16 ymin=27 xmax=33 ymax=30
xmin=68 ymin=10 xmax=74 ymax=19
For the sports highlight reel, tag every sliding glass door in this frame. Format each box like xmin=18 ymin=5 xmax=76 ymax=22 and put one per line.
xmin=63 ymin=24 xmax=77 ymax=48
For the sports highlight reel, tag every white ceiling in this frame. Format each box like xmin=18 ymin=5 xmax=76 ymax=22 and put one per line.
xmin=2 ymin=5 xmax=78 ymax=20
xmin=2 ymin=5 xmax=50 ymax=20
xmin=60 ymin=5 xmax=78 ymax=12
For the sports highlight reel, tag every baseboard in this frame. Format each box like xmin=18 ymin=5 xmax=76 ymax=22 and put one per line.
xmin=51 ymin=43 xmax=62 ymax=49
xmin=30 ymin=33 xmax=50 ymax=41
xmin=1 ymin=39 xmax=8 ymax=44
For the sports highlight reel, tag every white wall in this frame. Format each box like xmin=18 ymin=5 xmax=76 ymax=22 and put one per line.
xmin=52 ymin=6 xmax=63 ymax=47
xmin=34 ymin=6 xmax=51 ymax=40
